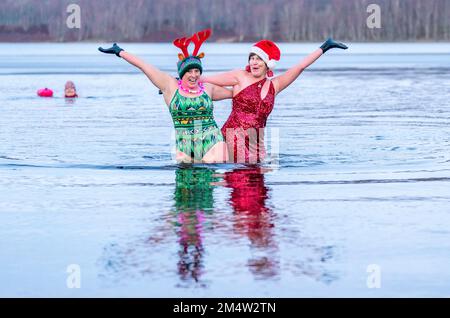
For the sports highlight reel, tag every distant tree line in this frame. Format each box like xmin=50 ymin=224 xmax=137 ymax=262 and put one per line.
xmin=1 ymin=0 xmax=449 ymax=42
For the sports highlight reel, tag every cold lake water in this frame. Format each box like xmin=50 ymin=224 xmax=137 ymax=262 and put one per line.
xmin=0 ymin=42 xmax=450 ymax=297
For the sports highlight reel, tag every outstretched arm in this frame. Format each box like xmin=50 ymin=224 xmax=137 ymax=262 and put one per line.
xmin=120 ymin=51 xmax=175 ymax=93
xmin=273 ymin=38 xmax=348 ymax=95
xmin=272 ymin=49 xmax=323 ymax=95
xmin=99 ymin=43 xmax=176 ymax=93
xmin=201 ymin=69 xmax=241 ymax=87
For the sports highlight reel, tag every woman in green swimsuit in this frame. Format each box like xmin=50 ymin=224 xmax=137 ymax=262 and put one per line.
xmin=99 ymin=29 xmax=230 ymax=163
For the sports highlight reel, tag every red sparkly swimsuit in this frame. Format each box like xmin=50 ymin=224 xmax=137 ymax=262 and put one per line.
xmin=221 ymin=78 xmax=275 ymax=163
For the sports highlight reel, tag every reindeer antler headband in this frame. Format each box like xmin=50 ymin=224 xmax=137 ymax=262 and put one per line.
xmin=173 ymin=29 xmax=211 ymax=61
xmin=174 ymin=29 xmax=212 ymax=78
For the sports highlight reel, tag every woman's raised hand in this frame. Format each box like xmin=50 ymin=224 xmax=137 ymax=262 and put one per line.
xmin=320 ymin=38 xmax=348 ymax=54
xmin=98 ymin=43 xmax=124 ymax=57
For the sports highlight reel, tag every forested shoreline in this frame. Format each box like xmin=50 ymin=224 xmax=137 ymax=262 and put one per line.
xmin=1 ymin=0 xmax=449 ymax=42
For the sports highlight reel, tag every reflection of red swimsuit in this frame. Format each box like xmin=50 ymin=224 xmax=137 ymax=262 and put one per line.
xmin=221 ymin=79 xmax=275 ymax=163
xmin=224 ymin=168 xmax=272 ymax=238
xmin=224 ymin=167 xmax=270 ymax=212
xmin=224 ymin=167 xmax=274 ymax=255
xmin=224 ymin=167 xmax=278 ymax=278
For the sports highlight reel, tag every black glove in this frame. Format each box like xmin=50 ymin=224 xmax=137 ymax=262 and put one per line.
xmin=98 ymin=43 xmax=124 ymax=57
xmin=320 ymin=38 xmax=348 ymax=54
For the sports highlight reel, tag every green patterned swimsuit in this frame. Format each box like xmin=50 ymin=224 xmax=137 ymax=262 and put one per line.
xmin=169 ymin=90 xmax=224 ymax=160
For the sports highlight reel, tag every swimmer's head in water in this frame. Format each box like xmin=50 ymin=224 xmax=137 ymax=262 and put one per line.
xmin=173 ymin=29 xmax=211 ymax=81
xmin=64 ymin=81 xmax=78 ymax=98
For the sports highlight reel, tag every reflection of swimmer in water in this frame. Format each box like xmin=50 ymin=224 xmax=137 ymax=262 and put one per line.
xmin=223 ymin=167 xmax=337 ymax=283
xmin=64 ymin=81 xmax=78 ymax=98
xmin=223 ymin=166 xmax=279 ymax=279
xmin=99 ymin=167 xmax=337 ymax=286
xmin=172 ymin=167 xmax=220 ymax=284
xmin=97 ymin=166 xmax=221 ymax=286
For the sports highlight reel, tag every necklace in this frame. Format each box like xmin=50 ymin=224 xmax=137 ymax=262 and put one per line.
xmin=178 ymin=80 xmax=205 ymax=94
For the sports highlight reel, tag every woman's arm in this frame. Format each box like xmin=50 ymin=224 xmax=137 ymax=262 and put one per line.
xmin=120 ymin=51 xmax=176 ymax=93
xmin=201 ymin=69 xmax=241 ymax=87
xmin=272 ymin=49 xmax=322 ymax=95
xmin=99 ymin=43 xmax=176 ymax=93
xmin=209 ymin=84 xmax=233 ymax=101
xmin=272 ymin=38 xmax=348 ymax=95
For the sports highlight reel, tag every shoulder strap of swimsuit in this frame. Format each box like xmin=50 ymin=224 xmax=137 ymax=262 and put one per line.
xmin=169 ymin=89 xmax=181 ymax=108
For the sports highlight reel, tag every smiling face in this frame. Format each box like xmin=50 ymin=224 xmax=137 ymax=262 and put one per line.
xmin=248 ymin=53 xmax=268 ymax=78
xmin=64 ymin=81 xmax=77 ymax=97
xmin=65 ymin=87 xmax=76 ymax=97
xmin=181 ymin=68 xmax=201 ymax=89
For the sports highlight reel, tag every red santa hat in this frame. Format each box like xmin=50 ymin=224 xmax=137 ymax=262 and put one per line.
xmin=250 ymin=40 xmax=281 ymax=69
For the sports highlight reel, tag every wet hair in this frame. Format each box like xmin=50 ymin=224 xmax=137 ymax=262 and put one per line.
xmin=65 ymin=81 xmax=76 ymax=89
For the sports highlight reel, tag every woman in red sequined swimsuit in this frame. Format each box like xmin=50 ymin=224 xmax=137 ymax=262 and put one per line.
xmin=203 ymin=38 xmax=348 ymax=163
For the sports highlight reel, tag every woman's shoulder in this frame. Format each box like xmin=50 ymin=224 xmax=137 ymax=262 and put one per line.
xmin=220 ymin=69 xmax=247 ymax=81
xmin=234 ymin=69 xmax=248 ymax=78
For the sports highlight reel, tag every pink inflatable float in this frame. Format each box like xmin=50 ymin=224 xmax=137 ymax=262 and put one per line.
xmin=37 ymin=88 xmax=54 ymax=97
